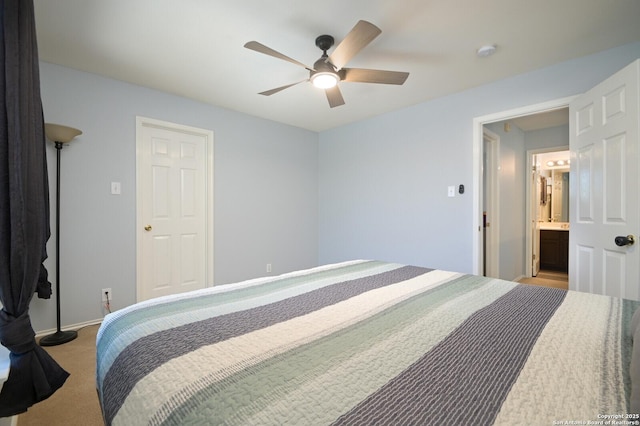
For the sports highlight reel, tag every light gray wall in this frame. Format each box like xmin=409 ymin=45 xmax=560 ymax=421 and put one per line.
xmin=318 ymin=41 xmax=640 ymax=273
xmin=32 ymin=62 xmax=318 ymax=332
xmin=525 ymin=124 xmax=570 ymax=151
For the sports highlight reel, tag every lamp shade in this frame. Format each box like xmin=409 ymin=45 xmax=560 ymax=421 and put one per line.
xmin=45 ymin=123 xmax=82 ymax=143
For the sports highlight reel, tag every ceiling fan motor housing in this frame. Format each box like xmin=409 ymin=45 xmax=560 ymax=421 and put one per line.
xmin=312 ymin=35 xmax=344 ymax=83
xmin=315 ymin=35 xmax=335 ymax=52
xmin=312 ymin=58 xmax=337 ymax=73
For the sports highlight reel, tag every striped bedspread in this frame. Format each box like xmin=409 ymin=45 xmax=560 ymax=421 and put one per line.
xmin=96 ymin=260 xmax=640 ymax=425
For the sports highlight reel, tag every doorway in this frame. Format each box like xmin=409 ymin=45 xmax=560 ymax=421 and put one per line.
xmin=481 ymin=122 xmax=570 ymax=285
xmin=525 ymin=148 xmax=570 ymax=289
xmin=473 ymin=97 xmax=575 ymax=279
xmin=525 ymin=148 xmax=571 ymax=274
xmin=475 ymin=60 xmax=640 ymax=299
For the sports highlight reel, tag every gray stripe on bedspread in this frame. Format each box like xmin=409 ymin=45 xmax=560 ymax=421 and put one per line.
xmin=331 ymin=284 xmax=567 ymax=426
xmin=102 ymin=265 xmax=431 ymax=425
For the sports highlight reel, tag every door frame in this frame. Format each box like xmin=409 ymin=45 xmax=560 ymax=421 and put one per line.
xmin=135 ymin=116 xmax=214 ymax=301
xmin=472 ymin=96 xmax=576 ymax=275
xmin=483 ymin=128 xmax=500 ymax=277
xmin=525 ymin=146 xmax=569 ymax=277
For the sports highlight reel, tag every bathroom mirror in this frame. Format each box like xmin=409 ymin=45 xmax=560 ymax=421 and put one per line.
xmin=550 ymin=171 xmax=569 ymax=222
xmin=537 ymin=150 xmax=570 ymax=223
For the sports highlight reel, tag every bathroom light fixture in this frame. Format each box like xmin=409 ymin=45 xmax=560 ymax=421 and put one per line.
xmin=545 ymin=159 xmax=570 ymax=168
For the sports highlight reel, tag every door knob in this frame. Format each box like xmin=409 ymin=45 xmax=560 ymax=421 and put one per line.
xmin=144 ymin=225 xmax=152 ymax=231
xmin=614 ymin=235 xmax=635 ymax=247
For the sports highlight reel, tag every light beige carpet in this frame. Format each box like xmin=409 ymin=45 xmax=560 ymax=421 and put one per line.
xmin=18 ymin=324 xmax=103 ymax=426
xmin=518 ymin=270 xmax=569 ymax=290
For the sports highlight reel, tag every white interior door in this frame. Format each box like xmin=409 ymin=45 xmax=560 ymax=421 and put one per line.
xmin=569 ymin=59 xmax=639 ymax=300
xmin=137 ymin=117 xmax=214 ymax=302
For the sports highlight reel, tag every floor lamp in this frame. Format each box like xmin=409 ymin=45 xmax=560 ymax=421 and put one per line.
xmin=39 ymin=123 xmax=82 ymax=347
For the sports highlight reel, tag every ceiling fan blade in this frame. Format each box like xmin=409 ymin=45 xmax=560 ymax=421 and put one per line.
xmin=325 ymin=85 xmax=345 ymax=108
xmin=343 ymin=68 xmax=409 ymax=85
xmin=328 ymin=20 xmax=382 ymax=70
xmin=244 ymin=41 xmax=313 ymax=70
xmin=258 ymin=79 xmax=307 ymax=96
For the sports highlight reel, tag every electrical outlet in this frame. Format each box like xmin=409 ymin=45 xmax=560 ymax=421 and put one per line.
xmin=102 ymin=288 xmax=112 ymax=302
xmin=266 ymin=263 xmax=272 ymax=273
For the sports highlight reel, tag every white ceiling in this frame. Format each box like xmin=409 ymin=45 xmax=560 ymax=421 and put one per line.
xmin=33 ymin=0 xmax=640 ymax=132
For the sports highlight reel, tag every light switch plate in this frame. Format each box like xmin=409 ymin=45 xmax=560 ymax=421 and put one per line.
xmin=111 ymin=182 xmax=121 ymax=195
xmin=447 ymin=186 xmax=455 ymax=197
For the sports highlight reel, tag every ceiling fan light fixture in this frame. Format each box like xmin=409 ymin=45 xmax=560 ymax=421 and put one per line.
xmin=311 ymin=72 xmax=339 ymax=89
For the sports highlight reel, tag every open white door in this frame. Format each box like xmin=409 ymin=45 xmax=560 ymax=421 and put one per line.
xmin=569 ymin=59 xmax=639 ymax=300
xmin=483 ymin=129 xmax=500 ymax=278
xmin=531 ymin=157 xmax=541 ymax=277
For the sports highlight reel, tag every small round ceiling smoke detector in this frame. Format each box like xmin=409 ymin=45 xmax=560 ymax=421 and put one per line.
xmin=477 ymin=44 xmax=497 ymax=58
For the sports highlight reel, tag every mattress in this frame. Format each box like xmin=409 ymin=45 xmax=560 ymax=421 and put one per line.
xmin=96 ymin=260 xmax=640 ymax=425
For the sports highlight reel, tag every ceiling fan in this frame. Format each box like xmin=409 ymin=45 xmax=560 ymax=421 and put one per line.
xmin=244 ymin=20 xmax=409 ymax=108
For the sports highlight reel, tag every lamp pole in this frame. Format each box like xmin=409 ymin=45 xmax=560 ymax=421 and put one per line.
xmin=40 ymin=124 xmax=82 ymax=347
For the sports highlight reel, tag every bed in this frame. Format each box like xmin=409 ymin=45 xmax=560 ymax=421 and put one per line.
xmin=96 ymin=260 xmax=640 ymax=425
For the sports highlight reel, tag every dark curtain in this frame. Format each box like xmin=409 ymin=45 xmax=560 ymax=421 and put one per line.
xmin=0 ymin=0 xmax=69 ymax=417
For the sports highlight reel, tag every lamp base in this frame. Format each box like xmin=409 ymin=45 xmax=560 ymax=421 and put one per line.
xmin=39 ymin=329 xmax=78 ymax=347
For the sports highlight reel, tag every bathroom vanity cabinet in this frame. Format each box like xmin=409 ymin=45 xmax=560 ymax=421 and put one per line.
xmin=540 ymin=229 xmax=569 ymax=272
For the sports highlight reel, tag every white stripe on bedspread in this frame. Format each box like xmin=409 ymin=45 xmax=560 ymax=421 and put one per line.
xmin=112 ymin=269 xmax=461 ymax=426
xmin=493 ymin=291 xmax=624 ymax=425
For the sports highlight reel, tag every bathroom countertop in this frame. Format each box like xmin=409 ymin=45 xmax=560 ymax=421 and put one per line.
xmin=539 ymin=222 xmax=570 ymax=231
